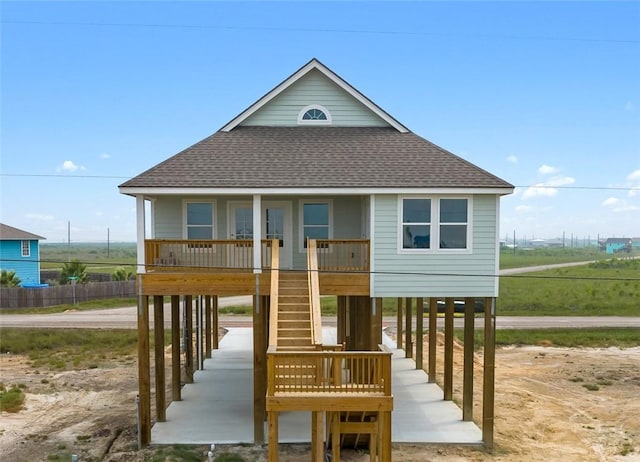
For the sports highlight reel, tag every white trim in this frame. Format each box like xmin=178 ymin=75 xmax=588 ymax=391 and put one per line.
xmin=397 ymin=195 xmax=473 ymax=255
xmin=182 ymin=199 xmax=216 ymax=239
xmin=21 ymin=240 xmax=30 ymax=257
xmin=136 ymin=195 xmax=146 ymax=273
xmin=297 ymin=104 xmax=332 ymax=125
xmin=369 ymin=194 xmax=376 ymax=296
xmin=253 ymin=195 xmax=262 ymax=274
xmin=120 ymin=186 xmax=514 ymax=197
xmin=220 ymin=58 xmax=409 ymax=133
xmin=298 ymin=199 xmax=333 ymax=253
xmin=494 ymin=196 xmax=501 ymax=297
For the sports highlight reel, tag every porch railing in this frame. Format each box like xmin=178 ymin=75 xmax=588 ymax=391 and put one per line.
xmin=268 ymin=240 xmax=280 ymax=347
xmin=267 ymin=344 xmax=392 ymax=395
xmin=144 ymin=239 xmax=273 ymax=272
xmin=314 ymin=239 xmax=370 ymax=272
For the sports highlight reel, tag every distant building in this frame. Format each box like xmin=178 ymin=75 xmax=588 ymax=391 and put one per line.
xmin=604 ymin=237 xmax=632 ymax=255
xmin=0 ymin=223 xmax=46 ymax=286
xmin=632 ymin=238 xmax=640 ymax=250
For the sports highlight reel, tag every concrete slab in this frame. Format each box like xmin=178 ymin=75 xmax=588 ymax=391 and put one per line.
xmin=151 ymin=327 xmax=482 ymax=445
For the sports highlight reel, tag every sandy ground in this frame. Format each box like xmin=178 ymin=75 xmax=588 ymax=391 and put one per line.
xmin=1 ymin=336 xmax=638 ymax=461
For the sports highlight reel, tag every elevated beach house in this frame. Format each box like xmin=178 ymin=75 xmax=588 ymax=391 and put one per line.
xmin=120 ymin=58 xmax=513 ymax=460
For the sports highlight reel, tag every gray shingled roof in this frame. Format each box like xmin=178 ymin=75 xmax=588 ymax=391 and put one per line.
xmin=0 ymin=223 xmax=45 ymax=240
xmin=120 ymin=127 xmax=513 ymax=190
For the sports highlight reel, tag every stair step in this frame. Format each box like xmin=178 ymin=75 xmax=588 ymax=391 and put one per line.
xmin=278 ymin=320 xmax=311 ymax=329
xmin=278 ymin=337 xmax=314 ymax=346
xmin=277 ymin=328 xmax=311 ymax=338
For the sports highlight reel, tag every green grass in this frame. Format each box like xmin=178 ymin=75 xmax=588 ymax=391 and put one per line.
xmin=498 ymin=258 xmax=640 ymax=316
xmin=0 ymin=297 xmax=137 ymax=315
xmin=498 ymin=247 xmax=619 ymax=269
xmin=40 ymin=242 xmax=137 ymax=272
xmin=0 ymin=328 xmax=171 ymax=370
xmin=150 ymin=445 xmax=206 ymax=462
xmin=0 ymin=383 xmax=26 ymax=412
xmin=456 ymin=327 xmax=640 ymax=348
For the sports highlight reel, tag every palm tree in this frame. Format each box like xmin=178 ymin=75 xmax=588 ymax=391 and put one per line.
xmin=112 ymin=267 xmax=135 ymax=281
xmin=0 ymin=269 xmax=21 ymax=287
xmin=59 ymin=260 xmax=89 ymax=285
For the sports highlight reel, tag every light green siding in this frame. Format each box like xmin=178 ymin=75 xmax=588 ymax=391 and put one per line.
xmin=372 ymin=194 xmax=499 ymax=297
xmin=242 ymin=69 xmax=389 ymax=127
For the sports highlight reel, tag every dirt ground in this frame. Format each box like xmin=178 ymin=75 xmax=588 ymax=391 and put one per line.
xmin=1 ymin=335 xmax=638 ymax=462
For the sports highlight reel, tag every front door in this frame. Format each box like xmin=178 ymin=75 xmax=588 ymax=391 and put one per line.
xmin=228 ymin=201 xmax=292 ymax=269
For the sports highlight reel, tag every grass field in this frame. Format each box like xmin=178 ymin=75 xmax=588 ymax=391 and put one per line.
xmin=40 ymin=242 xmax=137 ymax=272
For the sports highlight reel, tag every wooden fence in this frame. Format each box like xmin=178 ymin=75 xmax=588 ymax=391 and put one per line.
xmin=0 ymin=281 xmax=136 ymax=309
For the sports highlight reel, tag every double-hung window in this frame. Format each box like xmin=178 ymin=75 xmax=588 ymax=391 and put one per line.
xmin=400 ymin=197 xmax=470 ymax=252
xmin=21 ymin=240 xmax=30 ymax=257
xmin=185 ymin=202 xmax=214 ymax=239
xmin=301 ymin=201 xmax=331 ymax=249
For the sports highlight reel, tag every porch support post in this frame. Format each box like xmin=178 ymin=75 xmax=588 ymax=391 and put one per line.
xmin=396 ymin=298 xmax=403 ymax=352
xmin=483 ymin=297 xmax=496 ymax=449
xmin=205 ymin=296 xmax=212 ymax=358
xmin=184 ymin=295 xmax=194 ymax=383
xmin=428 ymin=297 xmax=438 ymax=383
xmin=253 ymin=194 xmax=262 ymax=273
xmin=212 ymin=296 xmax=219 ymax=350
xmin=170 ymin=295 xmax=181 ymax=401
xmin=372 ymin=297 xmax=383 ymax=348
xmin=463 ymin=297 xmax=475 ymax=421
xmin=136 ymin=290 xmax=151 ymax=446
xmin=415 ymin=297 xmax=424 ymax=370
xmin=311 ymin=411 xmax=324 ymax=462
xmin=444 ymin=297 xmax=454 ymax=401
xmin=135 ymin=195 xmax=146 ymax=274
xmin=404 ymin=297 xmax=412 ymax=358
xmin=253 ymin=295 xmax=266 ymax=444
xmin=337 ymin=296 xmax=347 ymax=345
xmin=153 ymin=296 xmax=166 ymax=422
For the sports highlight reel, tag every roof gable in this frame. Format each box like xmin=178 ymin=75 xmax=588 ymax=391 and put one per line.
xmin=221 ymin=58 xmax=408 ymax=133
xmin=0 ymin=223 xmax=46 ymax=241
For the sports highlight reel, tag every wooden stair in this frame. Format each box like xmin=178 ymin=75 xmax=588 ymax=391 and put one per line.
xmin=275 ymin=271 xmax=315 ymax=351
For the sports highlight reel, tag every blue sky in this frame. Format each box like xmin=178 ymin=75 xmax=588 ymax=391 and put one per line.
xmin=1 ymin=1 xmax=639 ymax=243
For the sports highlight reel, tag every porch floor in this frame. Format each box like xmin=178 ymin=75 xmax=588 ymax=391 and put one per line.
xmin=151 ymin=327 xmax=482 ymax=445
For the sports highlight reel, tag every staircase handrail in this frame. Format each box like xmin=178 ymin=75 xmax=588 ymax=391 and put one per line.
xmin=268 ymin=239 xmax=280 ymax=347
xmin=307 ymin=238 xmax=323 ymax=347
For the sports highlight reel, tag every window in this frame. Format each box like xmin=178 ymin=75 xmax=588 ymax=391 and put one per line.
xmin=402 ymin=199 xmax=431 ymax=249
xmin=297 ymin=105 xmax=332 ymax=125
xmin=301 ymin=201 xmax=331 ymax=248
xmin=439 ymin=199 xmax=468 ymax=249
xmin=399 ymin=197 xmax=470 ymax=252
xmin=21 ymin=240 xmax=30 ymax=257
xmin=185 ymin=202 xmax=214 ymax=239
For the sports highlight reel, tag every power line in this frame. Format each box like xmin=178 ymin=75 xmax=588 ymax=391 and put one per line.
xmin=3 ymin=20 xmax=638 ymax=45
xmin=3 ymin=258 xmax=639 ymax=282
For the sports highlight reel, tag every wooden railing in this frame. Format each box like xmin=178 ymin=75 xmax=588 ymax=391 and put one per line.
xmin=314 ymin=239 xmax=370 ymax=272
xmin=268 ymin=240 xmax=280 ymax=347
xmin=267 ymin=344 xmax=392 ymax=396
xmin=144 ymin=239 xmax=273 ymax=272
xmin=307 ymin=239 xmax=323 ymax=347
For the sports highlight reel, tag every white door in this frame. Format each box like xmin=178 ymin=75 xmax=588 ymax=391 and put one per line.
xmin=228 ymin=201 xmax=292 ymax=269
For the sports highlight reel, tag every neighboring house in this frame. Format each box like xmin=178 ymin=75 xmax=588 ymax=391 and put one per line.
xmin=0 ymin=223 xmax=45 ymax=286
xmin=120 ymin=58 xmax=514 ymax=455
xmin=632 ymin=237 xmax=640 ymax=250
xmin=605 ymin=237 xmax=632 ymax=254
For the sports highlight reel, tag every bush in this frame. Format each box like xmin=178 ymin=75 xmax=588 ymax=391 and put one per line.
xmin=0 ymin=384 xmax=26 ymax=412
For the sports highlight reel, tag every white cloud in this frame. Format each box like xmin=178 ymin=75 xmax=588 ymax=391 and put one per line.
xmin=522 ymin=183 xmax=558 ymax=200
xmin=625 ymin=100 xmax=635 ymax=111
xmin=56 ymin=160 xmax=86 ymax=172
xmin=521 ymin=176 xmax=575 ymax=200
xmin=538 ymin=164 xmax=558 ymax=175
xmin=601 ymin=197 xmax=620 ymax=207
xmin=515 ymin=205 xmax=533 ymax=212
xmin=628 ymin=169 xmax=640 ymax=182
xmin=25 ymin=213 xmax=54 ymax=221
xmin=506 ymin=155 xmax=518 ymax=164
xmin=99 ymin=153 xmax=111 ymax=159
xmin=629 ymin=186 xmax=640 ymax=198
xmin=612 ymin=204 xmax=640 ymax=213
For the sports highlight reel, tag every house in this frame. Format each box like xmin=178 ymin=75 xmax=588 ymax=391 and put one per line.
xmin=632 ymin=237 xmax=640 ymax=250
xmin=605 ymin=237 xmax=632 ymax=254
xmin=0 ymin=223 xmax=45 ymax=286
xmin=120 ymin=58 xmax=514 ymax=459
